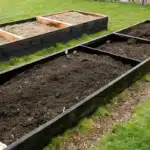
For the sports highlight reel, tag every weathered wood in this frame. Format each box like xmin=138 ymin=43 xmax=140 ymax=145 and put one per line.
xmin=0 ymin=29 xmax=22 ymax=41
xmin=36 ymin=16 xmax=72 ymax=28
xmin=72 ymin=10 xmax=105 ymax=17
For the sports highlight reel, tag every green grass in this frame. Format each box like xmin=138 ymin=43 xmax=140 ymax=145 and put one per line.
xmin=1 ymin=0 xmax=149 ymax=24
xmin=143 ymin=74 xmax=150 ymax=82
xmin=90 ymin=98 xmax=150 ymax=150
xmin=0 ymin=0 xmax=150 ymax=70
xmin=73 ymin=118 xmax=95 ymax=132
xmin=93 ymin=106 xmax=110 ymax=117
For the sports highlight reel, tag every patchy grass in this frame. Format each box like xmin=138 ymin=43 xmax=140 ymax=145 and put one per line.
xmin=93 ymin=90 xmax=128 ymax=119
xmin=143 ymin=74 xmax=150 ymax=82
xmin=0 ymin=1 xmax=150 ymax=70
xmin=93 ymin=107 xmax=110 ymax=117
xmin=43 ymin=118 xmax=95 ymax=150
xmin=91 ymin=98 xmax=150 ymax=150
xmin=0 ymin=46 xmax=58 ymax=70
xmin=73 ymin=118 xmax=95 ymax=132
xmin=111 ymin=90 xmax=128 ymax=104
xmin=93 ymin=90 xmax=128 ymax=117
xmin=135 ymin=80 xmax=141 ymax=89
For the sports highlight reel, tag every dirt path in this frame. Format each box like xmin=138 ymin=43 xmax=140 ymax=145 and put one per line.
xmin=58 ymin=77 xmax=150 ymax=150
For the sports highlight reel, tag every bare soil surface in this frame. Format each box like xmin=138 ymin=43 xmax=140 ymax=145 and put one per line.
xmin=47 ymin=12 xmax=100 ymax=24
xmin=122 ymin=23 xmax=150 ymax=40
xmin=59 ymin=77 xmax=150 ymax=150
xmin=0 ymin=37 xmax=9 ymax=45
xmin=1 ymin=21 xmax=58 ymax=38
xmin=95 ymin=39 xmax=150 ymax=61
xmin=0 ymin=51 xmax=132 ymax=145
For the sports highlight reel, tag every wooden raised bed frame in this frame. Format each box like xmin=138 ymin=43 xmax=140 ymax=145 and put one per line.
xmin=0 ymin=10 xmax=108 ymax=61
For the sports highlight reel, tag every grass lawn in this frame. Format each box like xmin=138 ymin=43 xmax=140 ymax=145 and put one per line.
xmin=0 ymin=0 xmax=150 ymax=70
xmin=91 ymin=97 xmax=150 ymax=150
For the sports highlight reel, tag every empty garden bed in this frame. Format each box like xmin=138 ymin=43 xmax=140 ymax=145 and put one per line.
xmin=118 ymin=22 xmax=150 ymax=40
xmin=0 ymin=50 xmax=133 ymax=145
xmin=84 ymin=34 xmax=150 ymax=61
xmin=43 ymin=11 xmax=103 ymax=24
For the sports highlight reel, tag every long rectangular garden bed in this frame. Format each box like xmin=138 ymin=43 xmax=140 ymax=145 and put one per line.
xmin=0 ymin=42 xmax=149 ymax=150
xmin=0 ymin=10 xmax=108 ymax=60
xmin=0 ymin=49 xmax=132 ymax=145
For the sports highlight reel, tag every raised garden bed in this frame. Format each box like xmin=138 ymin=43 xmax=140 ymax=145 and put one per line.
xmin=83 ymin=33 xmax=150 ymax=61
xmin=0 ymin=10 xmax=108 ymax=60
xmin=116 ymin=20 xmax=150 ymax=41
xmin=0 ymin=44 xmax=149 ymax=150
xmin=0 ymin=49 xmax=132 ymax=145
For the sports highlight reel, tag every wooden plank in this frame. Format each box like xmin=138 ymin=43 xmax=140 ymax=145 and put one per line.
xmin=36 ymin=16 xmax=72 ymax=28
xmin=42 ymin=10 xmax=73 ymax=17
xmin=0 ymin=29 xmax=22 ymax=41
xmin=73 ymin=10 xmax=106 ymax=17
xmin=43 ymin=10 xmax=106 ymax=18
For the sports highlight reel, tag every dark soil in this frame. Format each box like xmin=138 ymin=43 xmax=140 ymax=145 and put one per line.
xmin=0 ymin=37 xmax=9 ymax=45
xmin=0 ymin=51 xmax=132 ymax=145
xmin=47 ymin=11 xmax=100 ymax=24
xmin=0 ymin=21 xmax=58 ymax=38
xmin=95 ymin=39 xmax=150 ymax=61
xmin=122 ymin=23 xmax=150 ymax=39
